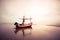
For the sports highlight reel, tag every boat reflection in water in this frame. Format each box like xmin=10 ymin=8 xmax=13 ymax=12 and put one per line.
xmin=14 ymin=16 xmax=32 ymax=36
xmin=14 ymin=25 xmax=32 ymax=37
xmin=0 ymin=23 xmax=60 ymax=40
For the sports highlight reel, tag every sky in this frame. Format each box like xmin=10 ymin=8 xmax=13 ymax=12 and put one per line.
xmin=0 ymin=0 xmax=60 ymax=25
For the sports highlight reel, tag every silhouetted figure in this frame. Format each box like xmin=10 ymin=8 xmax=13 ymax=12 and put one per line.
xmin=22 ymin=16 xmax=25 ymax=25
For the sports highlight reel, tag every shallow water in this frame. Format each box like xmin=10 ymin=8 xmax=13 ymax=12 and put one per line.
xmin=0 ymin=23 xmax=60 ymax=40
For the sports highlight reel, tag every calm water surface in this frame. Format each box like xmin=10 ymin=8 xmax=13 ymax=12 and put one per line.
xmin=0 ymin=23 xmax=60 ymax=40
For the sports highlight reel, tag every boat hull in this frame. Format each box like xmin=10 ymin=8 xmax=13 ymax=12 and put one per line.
xmin=17 ymin=25 xmax=32 ymax=28
xmin=14 ymin=22 xmax=32 ymax=28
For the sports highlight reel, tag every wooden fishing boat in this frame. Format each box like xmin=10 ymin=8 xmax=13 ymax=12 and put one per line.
xmin=14 ymin=16 xmax=32 ymax=28
xmin=14 ymin=25 xmax=32 ymax=35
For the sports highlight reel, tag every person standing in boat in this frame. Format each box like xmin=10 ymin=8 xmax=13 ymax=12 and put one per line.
xmin=22 ymin=16 xmax=25 ymax=25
